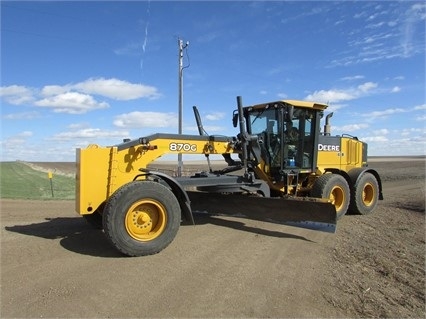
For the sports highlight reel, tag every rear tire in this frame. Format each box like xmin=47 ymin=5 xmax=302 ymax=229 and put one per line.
xmin=349 ymin=172 xmax=379 ymax=215
xmin=312 ymin=174 xmax=350 ymax=219
xmin=103 ymin=181 xmax=181 ymax=257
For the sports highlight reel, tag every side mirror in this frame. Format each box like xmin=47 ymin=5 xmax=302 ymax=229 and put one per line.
xmin=232 ymin=110 xmax=238 ymax=128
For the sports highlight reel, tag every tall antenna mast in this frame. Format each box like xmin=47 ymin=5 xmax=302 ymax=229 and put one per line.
xmin=177 ymin=37 xmax=189 ymax=177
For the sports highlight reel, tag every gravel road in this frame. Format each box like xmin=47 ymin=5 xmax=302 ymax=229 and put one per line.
xmin=1 ymin=158 xmax=424 ymax=318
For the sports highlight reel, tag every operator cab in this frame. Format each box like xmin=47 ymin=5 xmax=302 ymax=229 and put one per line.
xmin=241 ymin=100 xmax=327 ymax=177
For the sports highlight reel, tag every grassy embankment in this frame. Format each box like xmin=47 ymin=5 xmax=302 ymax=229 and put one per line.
xmin=0 ymin=162 xmax=75 ymax=200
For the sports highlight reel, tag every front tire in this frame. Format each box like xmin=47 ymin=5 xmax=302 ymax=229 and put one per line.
xmin=312 ymin=174 xmax=350 ymax=219
xmin=349 ymin=172 xmax=379 ymax=215
xmin=103 ymin=181 xmax=181 ymax=257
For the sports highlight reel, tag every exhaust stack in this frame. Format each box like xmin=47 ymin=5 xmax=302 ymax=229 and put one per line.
xmin=324 ymin=112 xmax=334 ymax=136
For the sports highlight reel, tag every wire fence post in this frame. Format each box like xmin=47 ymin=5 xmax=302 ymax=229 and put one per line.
xmin=48 ymin=171 xmax=54 ymax=197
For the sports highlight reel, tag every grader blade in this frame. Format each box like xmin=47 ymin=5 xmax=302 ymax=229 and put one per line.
xmin=187 ymin=191 xmax=337 ymax=233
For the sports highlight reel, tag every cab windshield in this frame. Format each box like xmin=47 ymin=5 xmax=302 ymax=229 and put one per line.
xmin=248 ymin=106 xmax=316 ymax=169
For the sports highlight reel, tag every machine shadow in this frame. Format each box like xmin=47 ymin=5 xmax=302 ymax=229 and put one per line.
xmin=189 ymin=212 xmax=315 ymax=243
xmin=5 ymin=213 xmax=315 ymax=258
xmin=4 ymin=217 xmax=123 ymax=258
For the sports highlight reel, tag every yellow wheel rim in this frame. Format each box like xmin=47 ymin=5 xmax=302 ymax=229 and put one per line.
xmin=330 ymin=186 xmax=345 ymax=212
xmin=125 ymin=200 xmax=167 ymax=241
xmin=362 ymin=182 xmax=375 ymax=207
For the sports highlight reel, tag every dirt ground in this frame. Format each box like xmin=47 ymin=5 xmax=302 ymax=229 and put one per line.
xmin=1 ymin=158 xmax=425 ymax=318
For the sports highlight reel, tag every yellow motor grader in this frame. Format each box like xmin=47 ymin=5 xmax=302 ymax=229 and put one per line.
xmin=76 ymin=96 xmax=383 ymax=256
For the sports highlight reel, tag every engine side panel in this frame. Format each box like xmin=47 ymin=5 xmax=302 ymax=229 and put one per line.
xmin=317 ymin=136 xmax=366 ymax=173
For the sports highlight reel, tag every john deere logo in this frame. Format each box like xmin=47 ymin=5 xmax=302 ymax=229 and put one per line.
xmin=318 ymin=143 xmax=340 ymax=152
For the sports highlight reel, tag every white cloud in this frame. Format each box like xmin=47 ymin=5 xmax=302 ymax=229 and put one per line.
xmin=305 ymin=82 xmax=378 ymax=103
xmin=1 ymin=78 xmax=162 ymax=115
xmin=34 ymin=92 xmax=109 ymax=114
xmin=51 ymin=128 xmax=129 ymax=140
xmin=359 ymin=104 xmax=425 ymax=122
xmin=402 ymin=128 xmax=425 ymax=139
xmin=361 ymin=135 xmax=389 ymax=142
xmin=414 ymin=104 xmax=426 ymax=110
xmin=200 ymin=125 xmax=225 ymax=132
xmin=331 ymin=3 xmax=425 ymax=67
xmin=340 ymin=75 xmax=365 ymax=81
xmin=373 ymin=128 xmax=389 ymax=135
xmin=325 ymin=104 xmax=346 ymax=113
xmin=400 ymin=130 xmax=410 ymax=137
xmin=41 ymin=85 xmax=70 ymax=96
xmin=186 ymin=125 xmax=225 ymax=133
xmin=0 ymin=85 xmax=30 ymax=96
xmin=401 ymin=127 xmax=425 ymax=136
xmin=391 ymin=86 xmax=401 ymax=93
xmin=67 ymin=122 xmax=90 ymax=130
xmin=0 ymin=131 xmax=88 ymax=161
xmin=365 ymin=135 xmax=426 ymax=156
xmin=401 ymin=3 xmax=426 ymax=57
xmin=40 ymin=78 xmax=161 ymax=101
xmin=0 ymin=131 xmax=33 ymax=150
xmin=113 ymin=111 xmax=177 ymax=128
xmin=362 ymin=107 xmax=406 ymax=119
xmin=0 ymin=85 xmax=35 ymax=105
xmin=205 ymin=112 xmax=225 ymax=121
xmin=354 ymin=11 xmax=367 ymax=19
xmin=2 ymin=111 xmax=40 ymax=120
xmin=305 ymin=90 xmax=354 ymax=103
xmin=357 ymin=82 xmax=378 ymax=93
xmin=366 ymin=21 xmax=385 ymax=29
xmin=73 ymin=78 xmax=161 ymax=100
xmin=334 ymin=123 xmax=369 ymax=132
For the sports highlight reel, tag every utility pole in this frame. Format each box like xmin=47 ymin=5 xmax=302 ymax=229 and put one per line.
xmin=177 ymin=37 xmax=189 ymax=177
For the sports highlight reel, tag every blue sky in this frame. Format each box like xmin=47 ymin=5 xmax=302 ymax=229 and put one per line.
xmin=1 ymin=0 xmax=425 ymax=162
